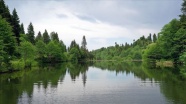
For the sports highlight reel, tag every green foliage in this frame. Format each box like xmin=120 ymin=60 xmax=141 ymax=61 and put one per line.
xmin=179 ymin=52 xmax=186 ymax=63
xmin=59 ymin=40 xmax=66 ymax=53
xmin=18 ymin=41 xmax=36 ymax=65
xmin=46 ymin=41 xmax=62 ymax=62
xmin=50 ymin=31 xmax=59 ymax=42
xmin=27 ymin=22 xmax=35 ymax=44
xmin=43 ymin=29 xmax=50 ymax=44
xmin=0 ymin=0 xmax=12 ymax=24
xmin=80 ymin=36 xmax=89 ymax=60
xmin=142 ymin=43 xmax=160 ymax=61
xmin=0 ymin=0 xmax=93 ymax=71
xmin=20 ymin=23 xmax=25 ymax=34
xmin=157 ymin=19 xmax=180 ymax=60
xmin=19 ymin=34 xmax=28 ymax=42
xmin=153 ymin=33 xmax=157 ymax=42
xmin=69 ymin=47 xmax=81 ymax=62
xmin=146 ymin=18 xmax=186 ymax=63
xmin=12 ymin=8 xmax=21 ymax=45
xmin=67 ymin=36 xmax=90 ymax=62
xmin=35 ymin=31 xmax=42 ymax=42
xmin=92 ymin=36 xmax=148 ymax=61
xmin=0 ymin=16 xmax=16 ymax=63
xmin=35 ymin=40 xmax=46 ymax=60
xmin=10 ymin=59 xmax=25 ymax=70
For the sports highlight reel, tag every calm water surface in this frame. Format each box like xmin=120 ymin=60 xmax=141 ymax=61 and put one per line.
xmin=0 ymin=62 xmax=186 ymax=104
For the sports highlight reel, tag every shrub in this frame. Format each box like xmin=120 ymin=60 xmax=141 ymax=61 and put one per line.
xmin=10 ymin=60 xmax=25 ymax=70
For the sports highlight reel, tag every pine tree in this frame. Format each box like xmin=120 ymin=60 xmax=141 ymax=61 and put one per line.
xmin=12 ymin=8 xmax=21 ymax=45
xmin=43 ymin=29 xmax=50 ymax=44
xmin=147 ymin=33 xmax=152 ymax=43
xmin=20 ymin=23 xmax=25 ymax=34
xmin=180 ymin=0 xmax=186 ymax=28
xmin=153 ymin=33 xmax=157 ymax=42
xmin=50 ymin=31 xmax=59 ymax=42
xmin=27 ymin=22 xmax=35 ymax=44
xmin=59 ymin=40 xmax=66 ymax=52
xmin=70 ymin=40 xmax=76 ymax=50
xmin=81 ymin=35 xmax=87 ymax=50
xmin=35 ymin=31 xmax=42 ymax=42
xmin=0 ymin=0 xmax=12 ymax=23
xmin=181 ymin=0 xmax=186 ymax=14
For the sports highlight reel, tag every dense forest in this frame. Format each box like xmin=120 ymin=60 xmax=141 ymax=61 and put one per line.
xmin=91 ymin=0 xmax=186 ymax=64
xmin=0 ymin=0 xmax=91 ymax=72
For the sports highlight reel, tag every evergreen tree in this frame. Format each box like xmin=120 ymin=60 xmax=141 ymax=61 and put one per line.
xmin=70 ymin=40 xmax=77 ymax=50
xmin=27 ymin=22 xmax=35 ymax=44
xmin=181 ymin=0 xmax=186 ymax=14
xmin=43 ymin=29 xmax=50 ymax=44
xmin=12 ymin=8 xmax=21 ymax=45
xmin=35 ymin=31 xmax=42 ymax=42
xmin=153 ymin=33 xmax=157 ymax=42
xmin=180 ymin=0 xmax=186 ymax=28
xmin=0 ymin=32 xmax=5 ymax=63
xmin=59 ymin=40 xmax=67 ymax=52
xmin=81 ymin=35 xmax=87 ymax=50
xmin=147 ymin=33 xmax=152 ymax=43
xmin=0 ymin=0 xmax=12 ymax=23
xmin=20 ymin=23 xmax=25 ymax=34
xmin=0 ymin=16 xmax=16 ymax=62
xmin=50 ymin=31 xmax=59 ymax=42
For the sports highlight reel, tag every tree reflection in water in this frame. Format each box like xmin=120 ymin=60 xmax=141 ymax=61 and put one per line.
xmin=0 ymin=61 xmax=186 ymax=104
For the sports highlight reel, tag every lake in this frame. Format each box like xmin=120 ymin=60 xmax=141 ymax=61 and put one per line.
xmin=0 ymin=62 xmax=186 ymax=104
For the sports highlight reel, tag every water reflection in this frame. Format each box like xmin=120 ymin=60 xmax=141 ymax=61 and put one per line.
xmin=93 ymin=61 xmax=186 ymax=104
xmin=0 ymin=61 xmax=186 ymax=104
xmin=67 ymin=62 xmax=88 ymax=87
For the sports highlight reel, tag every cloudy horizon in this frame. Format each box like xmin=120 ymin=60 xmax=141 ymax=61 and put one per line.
xmin=5 ymin=0 xmax=182 ymax=50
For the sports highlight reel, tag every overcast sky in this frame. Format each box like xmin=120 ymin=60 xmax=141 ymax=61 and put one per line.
xmin=5 ymin=0 xmax=182 ymax=50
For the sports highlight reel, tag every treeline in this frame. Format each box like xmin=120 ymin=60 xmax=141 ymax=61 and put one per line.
xmin=91 ymin=0 xmax=186 ymax=64
xmin=0 ymin=0 xmax=90 ymax=72
xmin=91 ymin=33 xmax=158 ymax=61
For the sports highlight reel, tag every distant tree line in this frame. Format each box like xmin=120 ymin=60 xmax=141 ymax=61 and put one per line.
xmin=91 ymin=0 xmax=186 ymax=64
xmin=91 ymin=33 xmax=158 ymax=61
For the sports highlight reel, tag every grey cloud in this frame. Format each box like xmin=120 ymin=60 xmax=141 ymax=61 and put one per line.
xmin=56 ymin=13 xmax=68 ymax=18
xmin=5 ymin=0 xmax=182 ymax=31
xmin=75 ymin=14 xmax=97 ymax=23
xmin=71 ymin=26 xmax=92 ymax=32
xmin=63 ymin=0 xmax=182 ymax=30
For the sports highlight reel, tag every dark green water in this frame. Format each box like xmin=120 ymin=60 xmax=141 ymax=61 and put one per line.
xmin=0 ymin=62 xmax=186 ymax=104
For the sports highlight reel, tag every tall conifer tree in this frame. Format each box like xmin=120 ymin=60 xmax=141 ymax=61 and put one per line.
xmin=43 ymin=29 xmax=50 ymax=44
xmin=27 ymin=22 xmax=35 ymax=44
xmin=81 ymin=35 xmax=87 ymax=50
xmin=12 ymin=8 xmax=21 ymax=45
xmin=35 ymin=31 xmax=42 ymax=42
xmin=20 ymin=23 xmax=25 ymax=34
